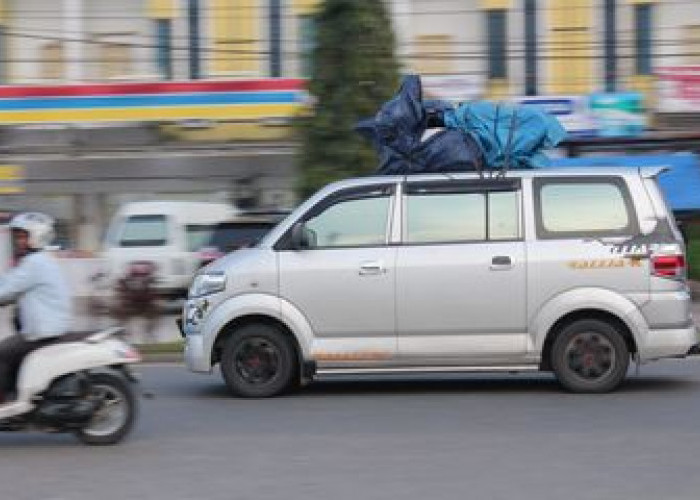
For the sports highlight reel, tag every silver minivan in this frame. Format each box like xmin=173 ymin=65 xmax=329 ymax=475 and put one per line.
xmin=181 ymin=167 xmax=699 ymax=396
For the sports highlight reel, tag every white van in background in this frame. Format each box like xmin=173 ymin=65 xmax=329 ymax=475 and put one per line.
xmin=103 ymin=201 xmax=238 ymax=299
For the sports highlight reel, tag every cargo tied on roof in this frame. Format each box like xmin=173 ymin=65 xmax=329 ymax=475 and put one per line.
xmin=356 ymin=74 xmax=567 ymax=176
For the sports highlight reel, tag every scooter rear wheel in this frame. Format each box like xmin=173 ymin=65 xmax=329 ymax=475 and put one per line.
xmin=75 ymin=371 xmax=137 ymax=445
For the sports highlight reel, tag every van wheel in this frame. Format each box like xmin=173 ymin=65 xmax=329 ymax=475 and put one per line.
xmin=220 ymin=324 xmax=297 ymax=398
xmin=551 ymin=319 xmax=629 ymax=393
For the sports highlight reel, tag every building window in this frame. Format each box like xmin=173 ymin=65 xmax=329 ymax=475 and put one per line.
xmin=93 ymin=35 xmax=133 ymax=80
xmin=413 ymin=34 xmax=453 ymax=75
xmin=684 ymin=25 xmax=700 ymax=65
xmin=635 ymin=3 xmax=652 ymax=75
xmin=156 ymin=19 xmax=173 ymax=80
xmin=299 ymin=14 xmax=316 ymax=78
xmin=487 ymin=9 xmax=507 ymax=79
xmin=270 ymin=0 xmax=282 ymax=77
xmin=188 ymin=0 xmax=201 ymax=79
xmin=40 ymin=41 xmax=64 ymax=81
xmin=604 ymin=0 xmax=617 ymax=91
xmin=0 ymin=27 xmax=5 ymax=84
xmin=524 ymin=0 xmax=537 ymax=95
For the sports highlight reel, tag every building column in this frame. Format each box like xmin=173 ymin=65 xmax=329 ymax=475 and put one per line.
xmin=75 ymin=193 xmax=104 ymax=252
xmin=390 ymin=0 xmax=412 ymax=72
xmin=63 ymin=0 xmax=84 ymax=82
xmin=546 ymin=0 xmax=594 ymax=95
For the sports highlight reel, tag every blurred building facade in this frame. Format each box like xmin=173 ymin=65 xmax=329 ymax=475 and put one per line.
xmin=400 ymin=1 xmax=700 ymax=98
xmin=0 ymin=0 xmax=698 ymax=250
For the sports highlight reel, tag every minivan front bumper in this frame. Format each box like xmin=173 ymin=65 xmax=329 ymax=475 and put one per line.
xmin=184 ymin=333 xmax=212 ymax=373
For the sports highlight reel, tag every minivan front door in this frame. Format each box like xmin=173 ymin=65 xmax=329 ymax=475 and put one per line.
xmin=278 ymin=184 xmax=398 ymax=366
xmin=396 ymin=182 xmax=529 ymax=364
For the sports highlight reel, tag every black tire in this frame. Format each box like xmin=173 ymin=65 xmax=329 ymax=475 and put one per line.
xmin=75 ymin=371 xmax=137 ymax=445
xmin=551 ymin=319 xmax=630 ymax=393
xmin=220 ymin=324 xmax=298 ymax=398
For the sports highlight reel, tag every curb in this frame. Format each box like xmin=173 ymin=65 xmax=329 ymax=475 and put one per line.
xmin=140 ymin=352 xmax=183 ymax=363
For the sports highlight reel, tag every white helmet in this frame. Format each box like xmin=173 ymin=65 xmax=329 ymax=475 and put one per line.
xmin=9 ymin=212 xmax=56 ymax=250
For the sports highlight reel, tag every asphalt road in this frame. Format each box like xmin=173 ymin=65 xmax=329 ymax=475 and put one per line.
xmin=2 ymin=361 xmax=700 ymax=500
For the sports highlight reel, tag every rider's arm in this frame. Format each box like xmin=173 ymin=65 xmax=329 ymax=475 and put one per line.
xmin=0 ymin=259 xmax=36 ymax=305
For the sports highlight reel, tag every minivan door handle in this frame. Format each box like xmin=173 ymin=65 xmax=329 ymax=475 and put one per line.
xmin=359 ymin=261 xmax=386 ymax=276
xmin=490 ymin=256 xmax=513 ymax=271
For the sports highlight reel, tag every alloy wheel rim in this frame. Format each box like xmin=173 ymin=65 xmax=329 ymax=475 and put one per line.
xmin=564 ymin=332 xmax=616 ymax=382
xmin=234 ymin=338 xmax=281 ymax=385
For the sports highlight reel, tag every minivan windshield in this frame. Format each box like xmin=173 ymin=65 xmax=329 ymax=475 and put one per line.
xmin=210 ymin=222 xmax=275 ymax=251
xmin=119 ymin=214 xmax=169 ymax=247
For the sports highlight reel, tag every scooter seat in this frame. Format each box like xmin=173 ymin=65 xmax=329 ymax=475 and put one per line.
xmin=0 ymin=400 xmax=32 ymax=421
xmin=49 ymin=327 xmax=125 ymax=345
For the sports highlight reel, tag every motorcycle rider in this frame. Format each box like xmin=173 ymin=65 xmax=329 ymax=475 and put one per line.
xmin=0 ymin=213 xmax=71 ymax=403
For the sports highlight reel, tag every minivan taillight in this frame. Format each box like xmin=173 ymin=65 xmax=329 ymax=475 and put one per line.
xmin=652 ymin=254 xmax=686 ymax=279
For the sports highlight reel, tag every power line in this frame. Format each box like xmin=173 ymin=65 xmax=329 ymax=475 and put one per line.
xmin=6 ymin=0 xmax=700 ymax=19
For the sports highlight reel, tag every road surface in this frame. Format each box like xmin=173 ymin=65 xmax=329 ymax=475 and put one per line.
xmin=1 ymin=361 xmax=700 ymax=500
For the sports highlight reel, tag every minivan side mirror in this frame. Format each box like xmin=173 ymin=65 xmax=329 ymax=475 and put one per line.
xmin=290 ymin=222 xmax=314 ymax=250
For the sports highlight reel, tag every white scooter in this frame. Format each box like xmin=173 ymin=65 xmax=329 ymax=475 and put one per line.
xmin=0 ymin=327 xmax=141 ymax=445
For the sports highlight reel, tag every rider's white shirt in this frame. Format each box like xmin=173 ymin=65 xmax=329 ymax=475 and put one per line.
xmin=0 ymin=251 xmax=72 ymax=340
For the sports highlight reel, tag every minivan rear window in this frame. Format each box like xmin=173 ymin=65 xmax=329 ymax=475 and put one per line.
xmin=119 ymin=215 xmax=169 ymax=247
xmin=535 ymin=178 xmax=637 ymax=238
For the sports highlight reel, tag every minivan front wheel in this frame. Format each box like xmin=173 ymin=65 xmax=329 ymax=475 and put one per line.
xmin=221 ymin=324 xmax=297 ymax=398
xmin=551 ymin=319 xmax=629 ymax=393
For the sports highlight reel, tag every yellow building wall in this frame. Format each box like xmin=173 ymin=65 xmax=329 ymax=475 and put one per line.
xmin=293 ymin=0 xmax=321 ymax=15
xmin=547 ymin=0 xmax=594 ymax=94
xmin=211 ymin=0 xmax=260 ymax=75
xmin=480 ymin=0 xmax=512 ymax=9
xmin=147 ymin=0 xmax=176 ymax=19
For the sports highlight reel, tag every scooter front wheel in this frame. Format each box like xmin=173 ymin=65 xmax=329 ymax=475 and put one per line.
xmin=75 ymin=371 xmax=137 ymax=445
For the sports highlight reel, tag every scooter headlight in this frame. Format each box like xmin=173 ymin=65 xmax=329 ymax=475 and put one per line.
xmin=189 ymin=272 xmax=227 ymax=299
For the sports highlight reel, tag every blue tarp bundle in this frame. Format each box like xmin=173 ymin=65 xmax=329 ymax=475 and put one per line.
xmin=548 ymin=153 xmax=700 ymax=213
xmin=357 ymin=75 xmax=567 ymax=174
xmin=443 ymin=101 xmax=567 ymax=170
xmin=356 ymin=75 xmax=482 ymax=174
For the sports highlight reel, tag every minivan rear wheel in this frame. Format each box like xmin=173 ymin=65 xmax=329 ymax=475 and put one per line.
xmin=220 ymin=324 xmax=297 ymax=398
xmin=551 ymin=319 xmax=629 ymax=393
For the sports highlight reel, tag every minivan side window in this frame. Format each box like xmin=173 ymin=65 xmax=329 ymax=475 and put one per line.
xmin=535 ymin=178 xmax=637 ymax=238
xmin=119 ymin=214 xmax=169 ymax=247
xmin=405 ymin=187 xmax=520 ymax=244
xmin=304 ymin=191 xmax=391 ymax=248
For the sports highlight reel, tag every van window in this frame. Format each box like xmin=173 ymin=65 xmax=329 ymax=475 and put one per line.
xmin=405 ymin=189 xmax=520 ymax=243
xmin=186 ymin=224 xmax=215 ymax=252
xmin=536 ymin=179 xmax=636 ymax=238
xmin=119 ymin=215 xmax=169 ymax=247
xmin=305 ymin=195 xmax=391 ymax=248
xmin=407 ymin=192 xmax=486 ymax=243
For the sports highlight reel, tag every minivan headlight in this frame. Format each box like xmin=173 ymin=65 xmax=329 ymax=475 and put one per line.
xmin=189 ymin=272 xmax=227 ymax=298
